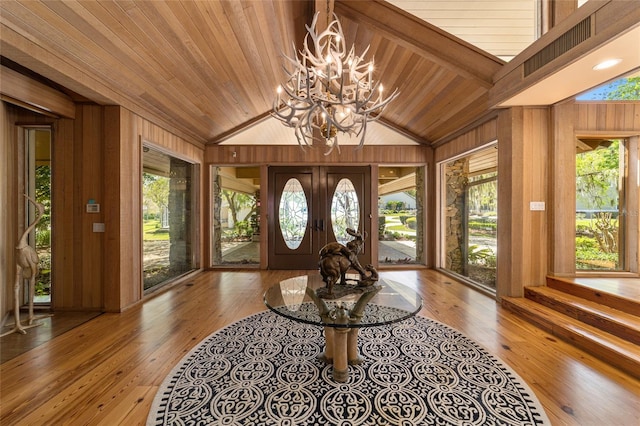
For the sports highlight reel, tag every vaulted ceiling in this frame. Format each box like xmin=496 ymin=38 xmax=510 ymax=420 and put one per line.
xmin=1 ymin=1 xmax=637 ymax=150
xmin=0 ymin=0 xmax=503 ymax=148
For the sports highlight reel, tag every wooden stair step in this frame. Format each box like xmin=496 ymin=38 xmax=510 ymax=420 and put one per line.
xmin=546 ymin=276 xmax=640 ymax=316
xmin=525 ymin=286 xmax=640 ymax=345
xmin=502 ymin=296 xmax=640 ymax=380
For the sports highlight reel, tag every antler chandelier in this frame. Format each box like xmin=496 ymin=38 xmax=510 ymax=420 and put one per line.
xmin=273 ymin=12 xmax=398 ymax=155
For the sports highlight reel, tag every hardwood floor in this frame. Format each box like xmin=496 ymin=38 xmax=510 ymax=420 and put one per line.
xmin=565 ymin=276 xmax=640 ymax=301
xmin=1 ymin=310 xmax=102 ymax=363
xmin=1 ymin=269 xmax=639 ymax=425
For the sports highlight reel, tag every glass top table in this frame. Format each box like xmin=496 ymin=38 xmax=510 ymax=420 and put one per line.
xmin=264 ymin=274 xmax=423 ymax=382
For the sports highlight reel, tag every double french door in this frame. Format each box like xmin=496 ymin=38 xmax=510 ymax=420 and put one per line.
xmin=268 ymin=166 xmax=371 ymax=269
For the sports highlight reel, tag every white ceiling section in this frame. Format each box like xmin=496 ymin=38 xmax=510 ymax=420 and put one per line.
xmin=388 ymin=0 xmax=537 ymax=61
xmin=219 ymin=118 xmax=421 ymax=146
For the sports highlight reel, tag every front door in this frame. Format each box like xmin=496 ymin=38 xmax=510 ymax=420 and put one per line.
xmin=268 ymin=166 xmax=371 ymax=269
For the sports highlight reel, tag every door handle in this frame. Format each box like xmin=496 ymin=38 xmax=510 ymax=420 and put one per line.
xmin=314 ymin=219 xmax=325 ymax=231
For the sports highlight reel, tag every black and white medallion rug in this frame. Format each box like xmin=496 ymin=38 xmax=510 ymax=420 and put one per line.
xmin=147 ymin=310 xmax=550 ymax=425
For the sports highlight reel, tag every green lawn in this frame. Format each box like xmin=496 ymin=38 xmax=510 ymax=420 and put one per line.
xmin=143 ymin=220 xmax=170 ymax=241
xmin=383 ymin=215 xmax=416 ymax=235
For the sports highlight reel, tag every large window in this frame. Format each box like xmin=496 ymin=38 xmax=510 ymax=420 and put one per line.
xmin=440 ymin=146 xmax=497 ymax=290
xmin=575 ymin=138 xmax=626 ymax=271
xmin=142 ymin=145 xmax=197 ymax=291
xmin=378 ymin=166 xmax=425 ymax=265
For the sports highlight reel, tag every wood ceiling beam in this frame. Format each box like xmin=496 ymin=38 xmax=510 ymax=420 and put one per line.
xmin=1 ymin=65 xmax=75 ymax=118
xmin=334 ymin=0 xmax=503 ymax=89
xmin=313 ymin=0 xmax=333 ymax=32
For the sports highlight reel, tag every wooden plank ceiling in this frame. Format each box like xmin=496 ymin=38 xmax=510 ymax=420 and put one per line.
xmin=0 ymin=0 xmax=504 ymax=148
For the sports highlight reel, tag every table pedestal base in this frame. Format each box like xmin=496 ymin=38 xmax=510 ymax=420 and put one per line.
xmin=318 ymin=326 xmax=363 ymax=382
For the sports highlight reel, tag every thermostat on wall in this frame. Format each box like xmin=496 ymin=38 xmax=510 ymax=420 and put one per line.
xmin=86 ymin=203 xmax=100 ymax=213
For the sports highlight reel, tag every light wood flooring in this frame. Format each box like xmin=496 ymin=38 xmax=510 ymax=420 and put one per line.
xmin=1 ymin=269 xmax=639 ymax=425
xmin=566 ymin=276 xmax=640 ymax=301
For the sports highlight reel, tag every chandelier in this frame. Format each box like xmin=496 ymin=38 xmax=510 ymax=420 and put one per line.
xmin=273 ymin=12 xmax=398 ymax=155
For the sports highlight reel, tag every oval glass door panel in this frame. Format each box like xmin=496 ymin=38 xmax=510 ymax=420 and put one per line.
xmin=331 ymin=178 xmax=360 ymax=245
xmin=279 ymin=178 xmax=309 ymax=249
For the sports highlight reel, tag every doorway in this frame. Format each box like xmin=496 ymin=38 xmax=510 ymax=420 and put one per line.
xmin=268 ymin=166 xmax=371 ymax=269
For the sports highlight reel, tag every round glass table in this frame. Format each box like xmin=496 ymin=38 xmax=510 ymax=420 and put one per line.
xmin=264 ymin=274 xmax=423 ymax=382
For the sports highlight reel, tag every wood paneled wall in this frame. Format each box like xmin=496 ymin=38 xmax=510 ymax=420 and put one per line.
xmin=433 ymin=119 xmax=498 ymax=163
xmin=0 ymin=102 xmax=18 ymax=323
xmin=549 ymin=103 xmax=576 ymax=277
xmin=205 ymin=144 xmax=429 ymax=165
xmin=52 ymin=106 xmax=104 ymax=311
xmin=575 ymin=103 xmax=640 ymax=132
xmin=497 ymin=107 xmax=550 ymax=298
xmin=104 ymin=106 xmax=205 ymax=312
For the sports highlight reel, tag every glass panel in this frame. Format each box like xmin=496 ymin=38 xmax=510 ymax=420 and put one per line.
xmin=143 ymin=146 xmax=196 ymax=291
xmin=378 ymin=166 xmax=424 ymax=265
xmin=441 ymin=146 xmax=498 ymax=291
xmin=210 ymin=166 xmax=260 ymax=266
xmin=466 ymin=173 xmax=498 ymax=287
xmin=25 ymin=128 xmax=52 ymax=304
xmin=331 ymin=178 xmax=360 ymax=245
xmin=576 ymin=69 xmax=640 ymax=101
xmin=279 ymin=178 xmax=308 ymax=249
xmin=576 ymin=139 xmax=625 ymax=270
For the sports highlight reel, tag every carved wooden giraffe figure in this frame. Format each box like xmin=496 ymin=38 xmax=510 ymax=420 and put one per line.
xmin=2 ymin=195 xmax=44 ymax=336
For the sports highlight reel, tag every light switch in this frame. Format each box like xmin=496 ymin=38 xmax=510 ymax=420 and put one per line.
xmin=530 ymin=201 xmax=545 ymax=211
xmin=92 ymin=223 xmax=105 ymax=233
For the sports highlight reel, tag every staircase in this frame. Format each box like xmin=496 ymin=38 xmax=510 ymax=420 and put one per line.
xmin=502 ymin=276 xmax=640 ymax=379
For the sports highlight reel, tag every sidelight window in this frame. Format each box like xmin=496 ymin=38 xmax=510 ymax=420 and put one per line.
xmin=24 ymin=127 xmax=52 ymax=304
xmin=210 ymin=166 xmax=261 ymax=266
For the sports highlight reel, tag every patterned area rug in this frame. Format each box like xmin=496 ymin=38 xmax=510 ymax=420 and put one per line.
xmin=147 ymin=309 xmax=550 ymax=425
